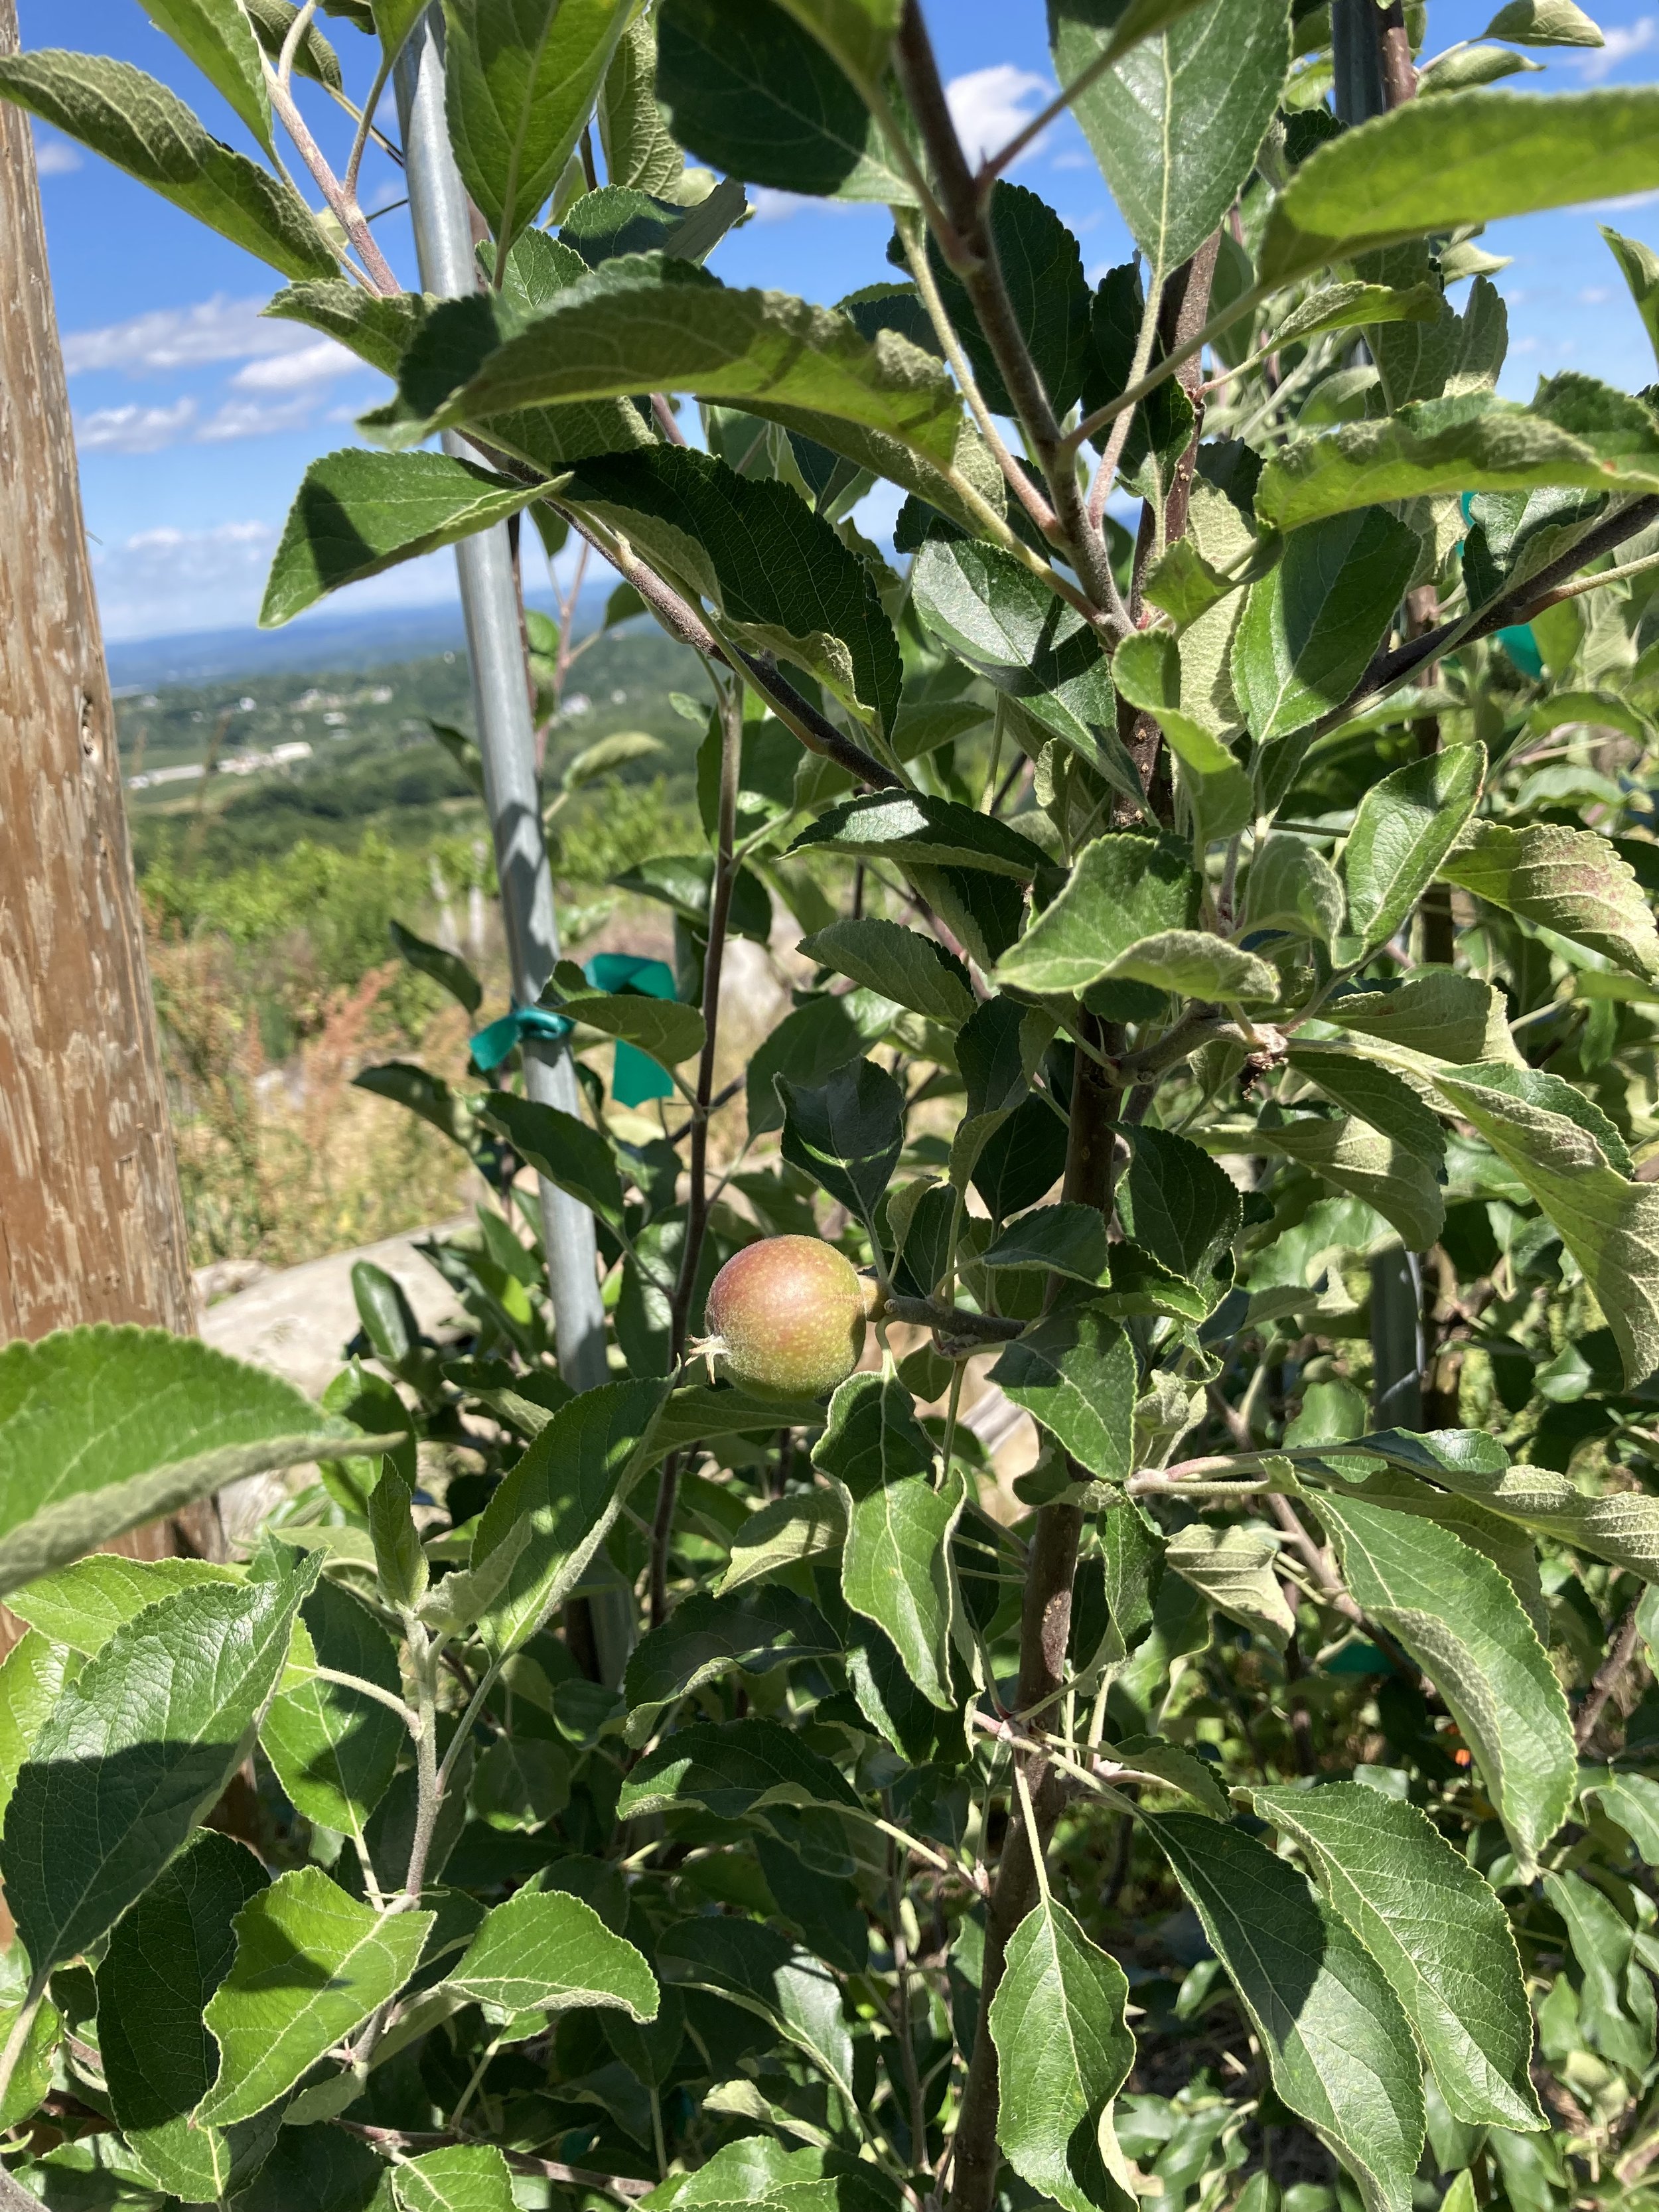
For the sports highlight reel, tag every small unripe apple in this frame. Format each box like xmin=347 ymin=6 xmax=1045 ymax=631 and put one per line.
xmin=702 ymin=1236 xmax=867 ymax=1398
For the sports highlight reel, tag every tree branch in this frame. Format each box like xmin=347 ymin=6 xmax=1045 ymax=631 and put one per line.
xmin=891 ymin=2 xmax=1125 ymax=627
xmin=1576 ymin=1597 xmax=1642 ymax=1749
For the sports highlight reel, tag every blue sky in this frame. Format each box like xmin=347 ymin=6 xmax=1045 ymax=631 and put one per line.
xmin=19 ymin=0 xmax=1659 ymax=641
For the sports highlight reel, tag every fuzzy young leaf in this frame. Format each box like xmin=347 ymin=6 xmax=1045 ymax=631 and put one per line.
xmin=198 ymin=1866 xmax=433 ymax=2124
xmin=1248 ymin=1783 xmax=1544 ymax=2131
xmin=1313 ymin=1494 xmax=1575 ymax=1878
xmin=444 ymin=1885 xmax=658 ymax=2020
xmin=1327 ymin=972 xmax=1515 ymax=1066
xmin=1 ymin=1549 xmax=317 ymax=1975
xmin=996 ymin=833 xmax=1198 ymax=995
xmin=1439 ymin=820 xmax=1659 ymax=980
xmin=1245 ymin=1111 xmax=1445 ymax=1250
xmin=1434 ymin=1064 xmax=1659 ymax=1387
xmin=1166 ymin=1524 xmax=1295 ymax=1647
xmin=1151 ymin=1814 xmax=1425 ymax=2212
xmin=814 ymin=1374 xmax=962 ymax=1708
xmin=7 ymin=1555 xmax=240 ymax=1658
xmin=989 ymin=1897 xmax=1137 ymax=2212
xmin=443 ymin=0 xmax=633 ymax=250
xmin=1343 ymin=744 xmax=1485 ymax=953
xmin=0 ymin=52 xmax=336 ymax=279
xmin=718 ymin=1491 xmax=847 ymax=1593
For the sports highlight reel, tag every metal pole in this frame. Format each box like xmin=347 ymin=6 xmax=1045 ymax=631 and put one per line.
xmin=396 ymin=14 xmax=632 ymax=1678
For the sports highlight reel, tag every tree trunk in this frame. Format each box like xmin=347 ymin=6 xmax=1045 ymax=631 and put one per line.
xmin=0 ymin=0 xmax=218 ymax=1572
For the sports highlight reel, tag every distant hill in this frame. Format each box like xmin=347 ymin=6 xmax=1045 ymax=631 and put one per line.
xmin=106 ymin=581 xmax=616 ymax=691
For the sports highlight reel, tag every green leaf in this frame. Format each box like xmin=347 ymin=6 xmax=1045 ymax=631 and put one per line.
xmin=135 ymin=0 xmax=272 ymax=151
xmin=1407 ymin=1454 xmax=1659 ymax=1586
xmin=795 ymin=790 xmax=1050 ymax=880
xmin=1 ymin=1547 xmax=318 ymax=1974
xmin=995 ymin=833 xmax=1198 ymax=995
xmin=0 ymin=1326 xmax=378 ymax=1601
xmin=563 ymin=988 xmax=706 ymax=1066
xmin=443 ymin=0 xmax=632 ymax=249
xmin=95 ymin=1829 xmax=271 ymax=2204
xmin=1254 ymin=386 xmax=1659 ymax=533
xmin=1582 ymin=1771 xmax=1659 ymax=1860
xmin=259 ymin=1580 xmax=405 ymax=1846
xmin=1439 ymin=821 xmax=1659 ymax=981
xmin=395 ymin=2146 xmax=520 ymax=2212
xmin=0 ymin=52 xmax=336 ymax=278
xmin=718 ymin=1491 xmax=847 ymax=1593
xmin=561 ymin=447 xmax=903 ymax=733
xmin=616 ymin=1714 xmax=860 ymax=1822
xmin=1433 ymin=1063 xmax=1659 ymax=1386
xmin=1327 ymin=972 xmax=1514 ymax=1066
xmin=1342 ymin=743 xmax=1485 ymax=954
xmin=1104 ymin=930 xmax=1278 ymax=1000
xmin=658 ymin=1918 xmax=855 ymax=2105
xmin=1119 ymin=1123 xmax=1243 ymax=1283
xmin=1484 ymin=0 xmax=1603 ymax=40
xmin=1287 ymin=1051 xmax=1445 ymax=1165
xmin=244 ymin=0 xmax=345 ymax=90
xmin=198 ymin=1866 xmax=433 ymax=2124
xmin=1244 ymin=1111 xmax=1445 ymax=1249
xmin=1312 ymin=1494 xmax=1574 ymax=1878
xmin=770 ymin=0 xmax=902 ymax=84
xmin=925 ymin=181 xmax=1090 ymax=418
xmin=989 ymin=1897 xmax=1137 ymax=2212
xmin=911 ymin=541 xmax=1132 ymax=797
xmin=814 ymin=1375 xmax=962 ymax=1708
xmin=466 ymin=1377 xmax=671 ymax=1655
xmin=745 ymin=991 xmax=901 ymax=1138
xmin=982 ymin=1203 xmax=1110 ymax=1283
xmin=1542 ymin=1869 xmax=1653 ymax=2074
xmin=1054 ymin=0 xmax=1291 ymax=277
xmin=0 ymin=1634 xmax=78 ymax=1833
xmin=1262 ymin=88 xmax=1659 ymax=289
xmin=800 ymin=919 xmax=976 ymax=1026
xmin=624 ymin=1587 xmax=839 ymax=1738
xmin=1248 ymin=1783 xmax=1543 ymax=2131
xmin=1150 ymin=1813 xmax=1425 ymax=2212
xmin=599 ymin=5 xmax=687 ymax=196
xmin=989 ymin=1304 xmax=1137 ymax=1481
xmin=261 ymin=449 xmax=538 ymax=627
xmin=658 ymin=0 xmax=912 ymax=201
xmin=1167 ymin=1524 xmax=1295 ymax=1647
xmin=444 ymin=1885 xmax=658 ymax=2021
xmin=479 ymin=1090 xmax=626 ymax=1228
xmin=1276 ymin=280 xmax=1443 ymax=349
xmin=1233 ymin=508 xmax=1423 ymax=744
xmin=7 ymin=1554 xmax=240 ymax=1658
xmin=1083 ymin=262 xmax=1198 ymax=500
xmin=1242 ymin=834 xmax=1346 ymax=944
xmin=390 ymin=917 xmax=482 ymax=1015
xmin=1601 ymin=223 xmax=1659 ymax=369
xmin=778 ymin=1055 xmax=906 ymax=1224
xmin=373 ymin=256 xmax=962 ymax=473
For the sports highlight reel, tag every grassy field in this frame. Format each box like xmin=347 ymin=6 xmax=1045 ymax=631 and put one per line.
xmin=125 ymin=618 xmax=711 ymax=1271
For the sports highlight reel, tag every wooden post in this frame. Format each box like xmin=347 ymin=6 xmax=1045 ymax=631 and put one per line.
xmin=0 ymin=0 xmax=217 ymax=1562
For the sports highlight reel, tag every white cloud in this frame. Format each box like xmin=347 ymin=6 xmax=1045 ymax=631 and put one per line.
xmin=33 ymin=130 xmax=80 ymax=177
xmin=944 ymin=64 xmax=1052 ymax=169
xmin=1572 ymin=15 xmax=1656 ymax=80
xmin=1593 ymin=188 xmax=1659 ymax=213
xmin=230 ymin=337 xmax=361 ymax=391
xmin=1581 ymin=285 xmax=1613 ymax=303
xmin=62 ymin=295 xmax=323 ymax=378
xmin=74 ymin=400 xmax=198 ymax=454
xmin=91 ymin=520 xmax=464 ymax=640
xmin=196 ymin=396 xmax=319 ymax=441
